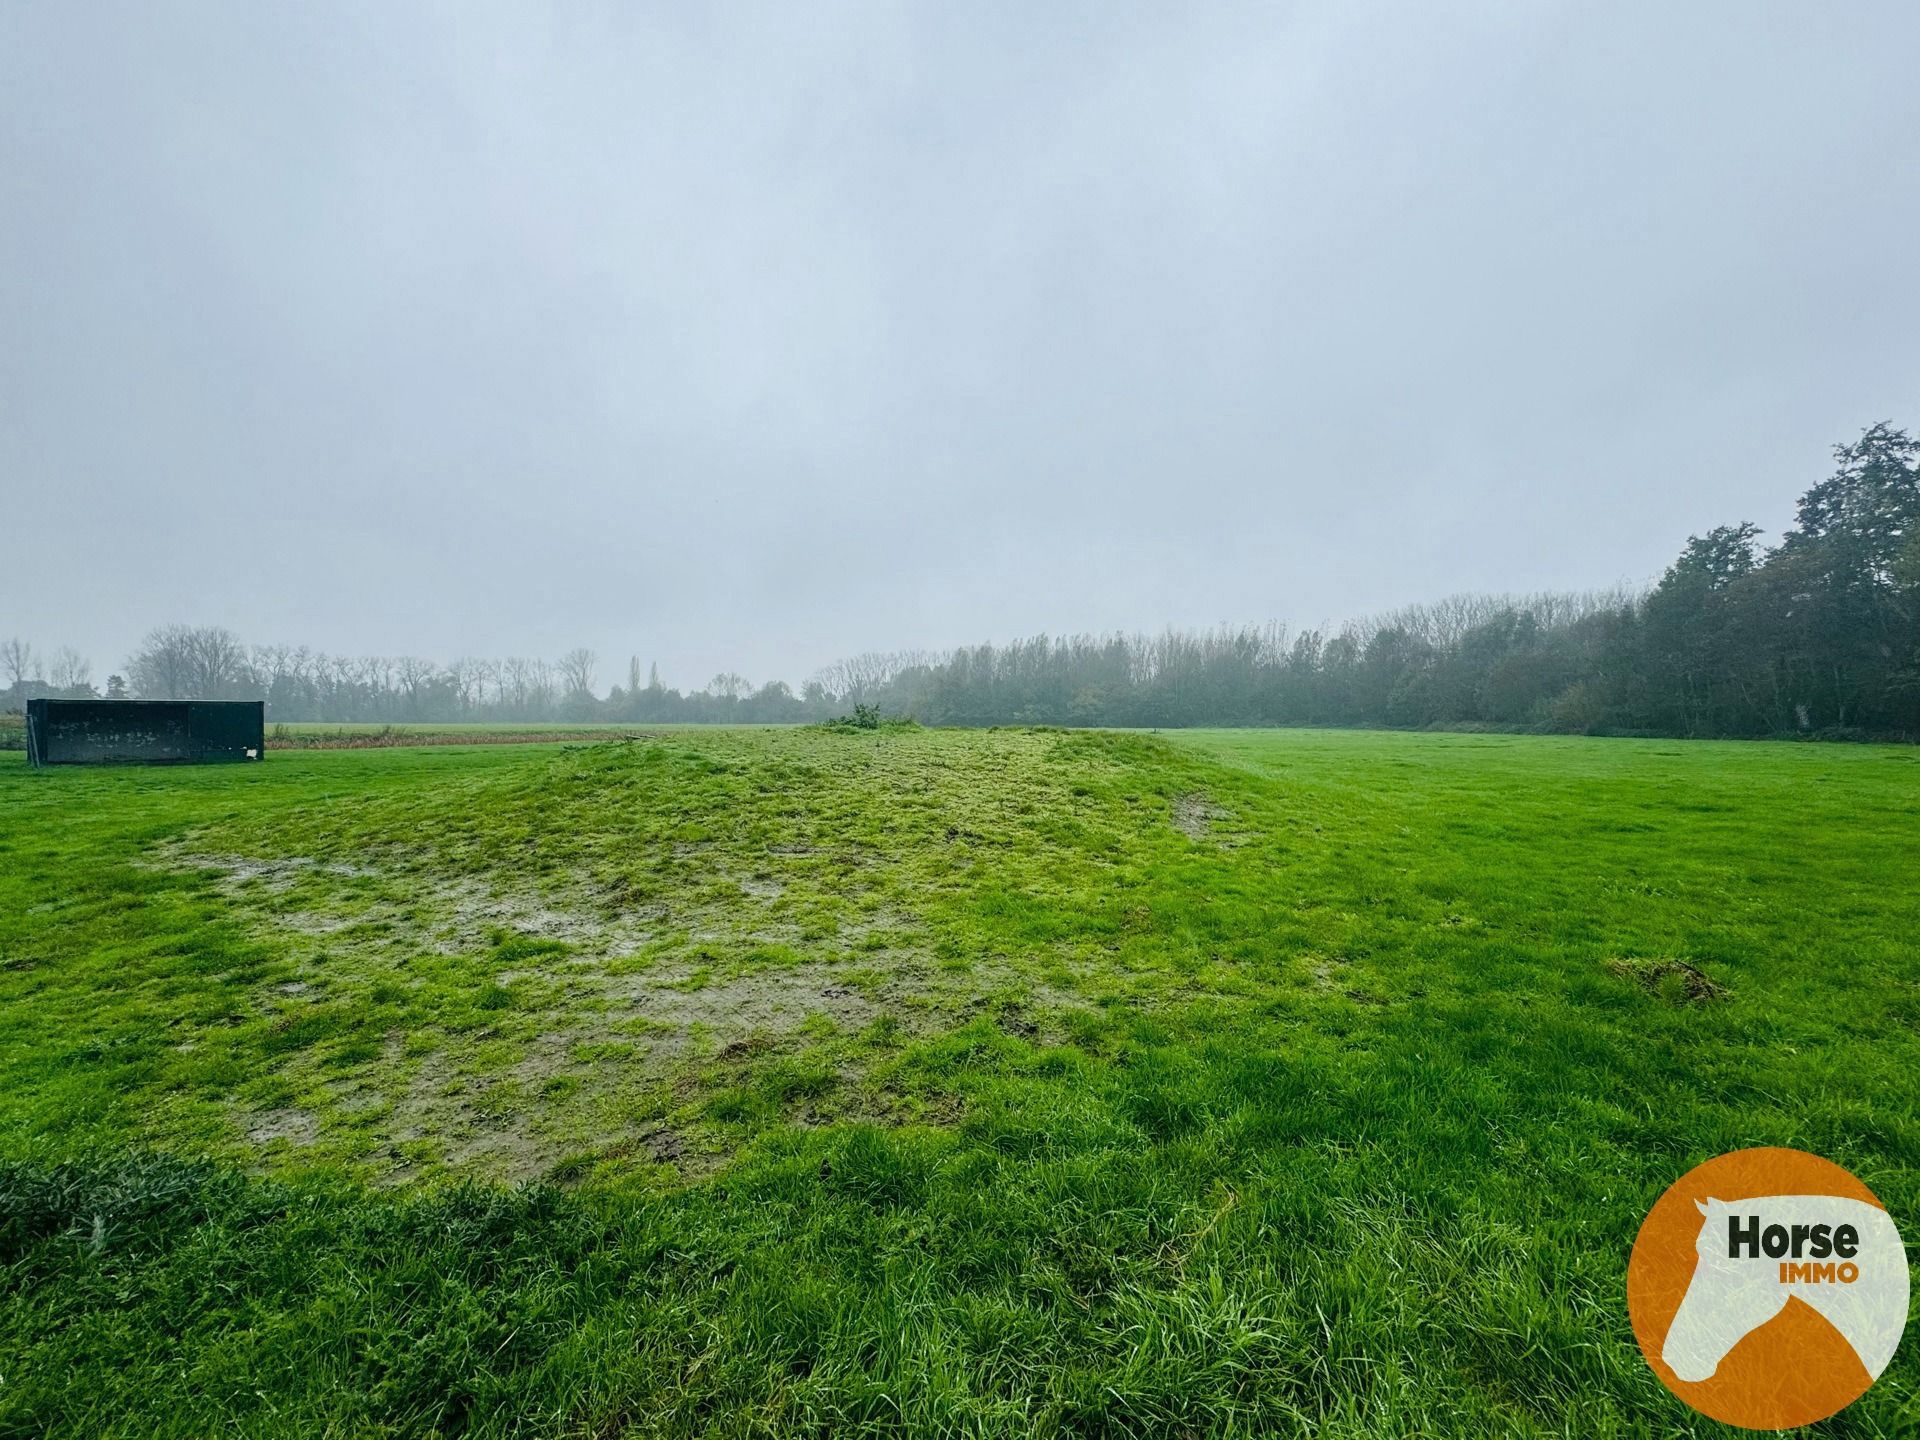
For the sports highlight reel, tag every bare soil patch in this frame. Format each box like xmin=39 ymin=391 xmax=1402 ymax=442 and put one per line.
xmin=1171 ymin=792 xmax=1230 ymax=841
xmin=245 ymin=1107 xmax=319 ymax=1147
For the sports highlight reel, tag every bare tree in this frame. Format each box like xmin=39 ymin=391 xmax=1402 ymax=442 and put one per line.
xmin=708 ymin=672 xmax=749 ymax=700
xmin=251 ymin=644 xmax=290 ymax=685
xmin=500 ymin=657 xmax=534 ymax=712
xmin=1 ymin=637 xmax=36 ymax=689
xmin=527 ymin=659 xmax=556 ymax=713
xmin=395 ymin=656 xmax=439 ymax=715
xmin=447 ymin=656 xmax=489 ymax=712
xmin=359 ymin=655 xmax=395 ymax=697
xmin=127 ymin=625 xmax=193 ymax=697
xmin=812 ymin=650 xmax=918 ymax=703
xmin=48 ymin=647 xmax=92 ymax=691
xmin=327 ymin=653 xmax=361 ymax=715
xmin=469 ymin=657 xmax=500 ymax=709
xmin=131 ymin=624 xmax=250 ymax=698
xmin=558 ymin=648 xmax=598 ymax=698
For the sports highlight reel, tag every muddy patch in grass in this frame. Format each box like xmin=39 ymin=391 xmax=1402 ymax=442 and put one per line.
xmin=245 ymin=1107 xmax=319 ymax=1147
xmin=1171 ymin=792 xmax=1232 ymax=842
xmin=384 ymin=1050 xmax=563 ymax=1185
xmin=606 ymin=961 xmax=885 ymax=1035
xmin=155 ymin=808 xmax=1112 ymax=1183
xmin=589 ymin=943 xmax=1080 ymax=1048
xmin=279 ymin=911 xmax=358 ymax=936
xmin=1297 ymin=955 xmax=1394 ymax=1008
xmin=430 ymin=877 xmax=629 ymax=951
xmin=154 ymin=840 xmax=872 ymax=970
xmin=159 ymin=844 xmax=654 ymax=959
xmin=164 ymin=851 xmax=379 ymax=893
xmin=346 ymin=953 xmax=1083 ymax=1182
xmin=372 ymin=1034 xmax=720 ymax=1184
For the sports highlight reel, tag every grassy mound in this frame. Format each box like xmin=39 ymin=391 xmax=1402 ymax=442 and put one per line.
xmin=2 ymin=728 xmax=1915 ymax=1434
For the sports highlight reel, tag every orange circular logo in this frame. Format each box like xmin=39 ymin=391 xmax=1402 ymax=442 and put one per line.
xmin=1628 ymin=1147 xmax=1909 ymax=1429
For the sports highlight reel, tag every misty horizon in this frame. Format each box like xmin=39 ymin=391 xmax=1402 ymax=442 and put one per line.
xmin=17 ymin=581 xmax=1652 ymax=702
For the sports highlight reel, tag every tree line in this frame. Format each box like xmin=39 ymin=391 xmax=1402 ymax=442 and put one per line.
xmin=6 ymin=422 xmax=1915 ymax=739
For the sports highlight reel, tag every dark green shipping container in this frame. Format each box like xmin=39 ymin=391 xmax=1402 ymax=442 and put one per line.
xmin=24 ymin=699 xmax=265 ymax=767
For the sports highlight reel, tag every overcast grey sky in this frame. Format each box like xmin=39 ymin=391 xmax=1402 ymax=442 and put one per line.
xmin=4 ymin=2 xmax=1918 ymax=691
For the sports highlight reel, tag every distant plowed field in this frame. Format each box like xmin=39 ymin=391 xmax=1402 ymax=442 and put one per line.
xmin=2 ymin=728 xmax=1915 ymax=1436
xmin=269 ymin=723 xmax=662 ymax=749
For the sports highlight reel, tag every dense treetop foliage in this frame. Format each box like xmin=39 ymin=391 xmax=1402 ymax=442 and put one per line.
xmin=6 ymin=423 xmax=1915 ymax=739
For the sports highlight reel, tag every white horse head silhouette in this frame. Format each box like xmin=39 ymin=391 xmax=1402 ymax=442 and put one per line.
xmin=1662 ymin=1195 xmax=1907 ymax=1384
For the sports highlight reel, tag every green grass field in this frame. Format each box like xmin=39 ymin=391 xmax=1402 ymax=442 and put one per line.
xmin=1 ymin=727 xmax=1915 ymax=1436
